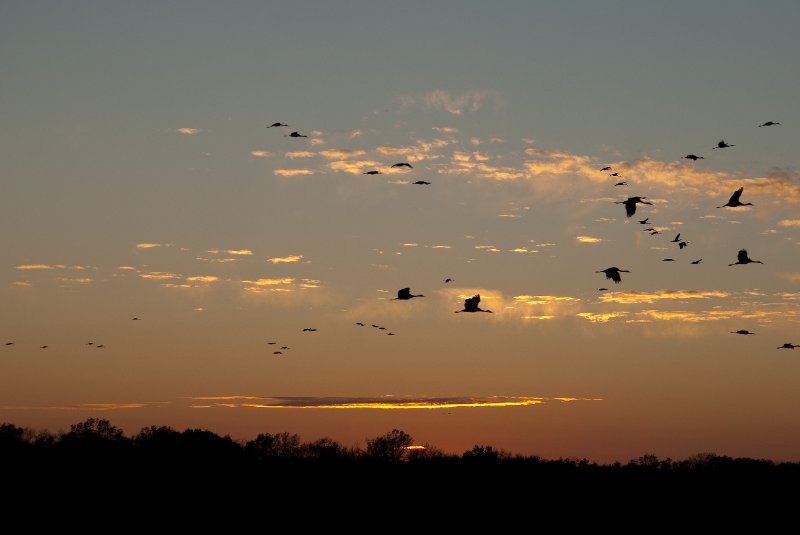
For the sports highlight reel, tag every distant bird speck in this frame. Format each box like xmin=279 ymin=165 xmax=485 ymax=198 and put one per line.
xmin=671 ymin=234 xmax=682 ymax=243
xmin=614 ymin=181 xmax=627 ymax=186
xmin=363 ymin=170 xmax=382 ymax=175
xmin=598 ymin=288 xmax=609 ymax=292
xmin=267 ymin=342 xmax=276 ymax=345
xmin=682 ymin=154 xmax=704 ymax=160
xmin=731 ymin=330 xmax=755 ymax=335
xmin=713 ymin=140 xmax=734 ymax=149
xmin=609 ymin=172 xmax=621 ymax=177
xmin=267 ymin=122 xmax=288 ymax=128
xmin=691 ymin=259 xmax=703 ymax=264
xmin=5 ymin=342 xmax=14 ymax=346
xmin=286 ymin=131 xmax=308 ymax=138
xmin=599 ymin=166 xmax=612 ymax=171
xmin=356 ymin=322 xmax=365 ymax=326
xmin=391 ymin=162 xmax=413 ymax=168
xmin=718 ymin=187 xmax=752 ymax=208
xmin=413 ymin=180 xmax=431 ymax=185
xmin=455 ymin=294 xmax=492 ymax=313
xmin=281 ymin=346 xmax=290 ymax=350
xmin=678 ymin=241 xmax=689 ymax=249
xmin=273 ymin=351 xmax=283 ymax=355
xmin=132 ymin=317 xmax=140 ymax=321
xmin=302 ymin=328 xmax=317 ymax=332
xmin=777 ymin=343 xmax=799 ymax=349
xmin=663 ymin=258 xmax=675 ymax=262
xmin=729 ymin=249 xmax=763 ymax=267
xmin=639 ymin=218 xmax=649 ymax=224
xmin=596 ymin=267 xmax=629 ymax=284
xmin=40 ymin=345 xmax=48 ymax=349
xmin=759 ymin=121 xmax=780 ymax=127
xmin=444 ymin=278 xmax=454 ymax=283
xmin=392 ymin=287 xmax=424 ymax=300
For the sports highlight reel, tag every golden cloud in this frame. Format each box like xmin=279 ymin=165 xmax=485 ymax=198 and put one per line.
xmin=327 ymin=160 xmax=382 ymax=174
xmin=225 ymin=249 xmax=253 ymax=256
xmin=136 ymin=243 xmax=164 ymax=249
xmin=285 ymin=151 xmax=315 ymax=159
xmin=599 ymin=290 xmax=729 ymax=304
xmin=779 ymin=220 xmax=800 ymax=227
xmin=12 ymin=281 xmax=32 ymax=287
xmin=250 ymin=150 xmax=271 ymax=158
xmin=268 ymin=255 xmax=303 ymax=264
xmin=274 ymin=169 xmax=314 ymax=177
xmin=514 ymin=295 xmax=580 ymax=305
xmin=176 ymin=127 xmax=198 ymax=135
xmin=577 ymin=312 xmax=629 ymax=323
xmin=244 ymin=278 xmax=295 ymax=286
xmin=16 ymin=264 xmax=55 ymax=270
xmin=430 ymin=245 xmax=451 ymax=249
xmin=58 ymin=277 xmax=94 ymax=284
xmin=186 ymin=276 xmax=219 ymax=283
xmin=576 ymin=236 xmax=603 ymax=244
xmin=319 ymin=149 xmax=366 ymax=159
xmin=139 ymin=272 xmax=181 ymax=280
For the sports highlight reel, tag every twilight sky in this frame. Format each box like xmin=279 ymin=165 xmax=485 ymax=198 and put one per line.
xmin=2 ymin=1 xmax=800 ymax=462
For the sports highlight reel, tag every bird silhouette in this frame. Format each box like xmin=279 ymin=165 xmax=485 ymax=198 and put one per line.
xmin=616 ymin=196 xmax=652 ymax=217
xmin=378 ymin=327 xmax=386 ymax=330
xmin=455 ymin=294 xmax=492 ymax=313
xmin=40 ymin=345 xmax=48 ymax=349
xmin=391 ymin=162 xmax=413 ymax=168
xmin=671 ymin=233 xmax=681 ymax=243
xmin=650 ymin=230 xmax=661 ymax=235
xmin=96 ymin=345 xmax=104 ymax=348
xmin=596 ymin=267 xmax=629 ymax=284
xmin=682 ymin=154 xmax=704 ymax=160
xmin=663 ymin=258 xmax=675 ymax=262
xmin=639 ymin=218 xmax=649 ymax=224
xmin=302 ymin=328 xmax=317 ymax=332
xmin=644 ymin=227 xmax=656 ymax=232
xmin=599 ymin=166 xmax=612 ymax=171
xmin=717 ymin=187 xmax=752 ymax=208
xmin=777 ymin=343 xmax=799 ymax=349
xmin=691 ymin=259 xmax=703 ymax=264
xmin=5 ymin=342 xmax=14 ymax=346
xmin=598 ymin=288 xmax=609 ymax=291
xmin=86 ymin=342 xmax=94 ymax=346
xmin=267 ymin=342 xmax=276 ymax=345
xmin=356 ymin=322 xmax=365 ymax=326
xmin=729 ymin=249 xmax=763 ymax=266
xmin=731 ymin=330 xmax=755 ymax=335
xmin=363 ymin=170 xmax=382 ymax=175
xmin=281 ymin=346 xmax=290 ymax=350
xmin=286 ymin=131 xmax=308 ymax=138
xmin=132 ymin=317 xmax=140 ymax=321
xmin=610 ymin=172 xmax=621 ymax=177
xmin=678 ymin=241 xmax=689 ymax=249
xmin=713 ymin=140 xmax=734 ymax=149
xmin=759 ymin=121 xmax=780 ymax=127
xmin=444 ymin=278 xmax=454 ymax=283
xmin=267 ymin=122 xmax=288 ymax=128
xmin=413 ymin=180 xmax=431 ymax=185
xmin=273 ymin=351 xmax=283 ymax=355
xmin=392 ymin=287 xmax=424 ymax=300
xmin=614 ymin=181 xmax=627 ymax=186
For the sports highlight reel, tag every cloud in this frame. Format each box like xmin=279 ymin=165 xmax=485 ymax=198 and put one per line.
xmin=782 ymin=273 xmax=800 ymax=283
xmin=186 ymin=275 xmax=219 ymax=283
xmin=176 ymin=128 xmax=199 ymax=135
xmin=309 ymin=138 xmax=326 ymax=147
xmin=268 ymin=255 xmax=303 ymax=264
xmin=433 ymin=127 xmax=459 ymax=134
xmin=136 ymin=243 xmax=165 ymax=249
xmin=402 ymin=243 xmax=418 ymax=247
xmin=635 ymin=309 xmax=745 ymax=322
xmin=12 ymin=281 xmax=32 ymax=287
xmin=225 ymin=249 xmax=253 ymax=256
xmin=285 ymin=151 xmax=316 ymax=159
xmin=599 ymin=290 xmax=729 ymax=304
xmin=188 ymin=395 xmax=599 ymax=410
xmin=779 ymin=220 xmax=800 ymax=227
xmin=577 ymin=312 xmax=629 ymax=323
xmin=419 ymin=89 xmax=501 ymax=115
xmin=139 ymin=272 xmax=181 ymax=280
xmin=274 ymin=169 xmax=314 ymax=177
xmin=522 ymin=315 xmax=555 ymax=320
xmin=16 ymin=264 xmax=55 ymax=270
xmin=244 ymin=278 xmax=295 ymax=286
xmin=327 ymin=160 xmax=382 ymax=175
xmin=117 ymin=266 xmax=136 ymax=271
xmin=576 ymin=236 xmax=604 ymax=244
xmin=319 ymin=149 xmax=367 ymax=159
xmin=514 ymin=295 xmax=580 ymax=305
xmin=430 ymin=245 xmax=451 ymax=249
xmin=250 ymin=150 xmax=271 ymax=158
xmin=349 ymin=129 xmax=363 ymax=139
xmin=58 ymin=277 xmax=94 ymax=284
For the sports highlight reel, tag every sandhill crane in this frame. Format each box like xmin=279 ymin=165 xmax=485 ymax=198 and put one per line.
xmin=40 ymin=345 xmax=48 ymax=349
xmin=286 ymin=131 xmax=308 ymax=138
xmin=356 ymin=322 xmax=365 ymax=326
xmin=96 ymin=345 xmax=104 ymax=348
xmin=596 ymin=267 xmax=629 ymax=284
xmin=391 ymin=162 xmax=413 ymax=168
xmin=268 ymin=122 xmax=288 ymax=128
xmin=731 ymin=330 xmax=755 ymax=335
xmin=616 ymin=196 xmax=652 ymax=217
xmin=132 ymin=317 xmax=140 ymax=321
xmin=444 ymin=278 xmax=454 ymax=283
xmin=302 ymin=328 xmax=317 ymax=332
xmin=614 ymin=181 xmax=627 ymax=186
xmin=678 ymin=241 xmax=689 ymax=249
xmin=610 ymin=172 xmax=621 ymax=177
xmin=692 ymin=259 xmax=703 ymax=264
xmin=682 ymin=154 xmax=704 ymax=160
xmin=663 ymin=258 xmax=675 ymax=262
xmin=363 ymin=170 xmax=382 ymax=175
xmin=5 ymin=342 xmax=14 ymax=346
xmin=267 ymin=342 xmax=276 ymax=345
xmin=281 ymin=346 xmax=290 ymax=350
xmin=717 ymin=187 xmax=752 ymax=208
xmin=600 ymin=166 xmax=612 ymax=171
xmin=713 ymin=140 xmax=734 ymax=149
xmin=650 ymin=230 xmax=661 ymax=235
xmin=273 ymin=351 xmax=283 ymax=355
xmin=392 ymin=287 xmax=424 ymax=300
xmin=598 ymin=288 xmax=609 ymax=291
xmin=729 ymin=249 xmax=763 ymax=266
xmin=413 ymin=180 xmax=431 ymax=185
xmin=639 ymin=218 xmax=649 ymax=224
xmin=777 ymin=343 xmax=799 ymax=349
xmin=671 ymin=233 xmax=681 ymax=243
xmin=759 ymin=121 xmax=780 ymax=127
xmin=455 ymin=294 xmax=492 ymax=313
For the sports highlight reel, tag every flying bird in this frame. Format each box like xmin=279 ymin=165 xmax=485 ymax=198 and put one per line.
xmin=609 ymin=172 xmax=621 ymax=177
xmin=598 ymin=288 xmax=609 ymax=292
xmin=777 ymin=343 xmax=799 ymax=349
xmin=363 ymin=170 xmax=382 ymax=175
xmin=5 ymin=342 xmax=14 ymax=346
xmin=413 ymin=180 xmax=431 ymax=185
xmin=392 ymin=287 xmax=424 ymax=300
xmin=273 ymin=351 xmax=283 ymax=355
xmin=281 ymin=346 xmax=290 ymax=350
xmin=713 ymin=140 xmax=734 ymax=149
xmin=691 ymin=259 xmax=703 ymax=264
xmin=355 ymin=322 xmax=365 ymax=326
xmin=663 ymin=258 xmax=675 ymax=262
xmin=285 ymin=131 xmax=308 ymax=138
xmin=391 ymin=162 xmax=413 ymax=168
xmin=599 ymin=166 xmax=612 ymax=171
xmin=132 ymin=317 xmax=140 ymax=321
xmin=302 ymin=328 xmax=317 ymax=332
xmin=96 ymin=345 xmax=104 ymax=348
xmin=616 ymin=196 xmax=652 ymax=217
xmin=678 ymin=241 xmax=689 ymax=249
xmin=682 ymin=154 xmax=704 ymax=160
xmin=40 ymin=345 xmax=48 ymax=349
xmin=455 ymin=294 xmax=492 ymax=313
xmin=444 ymin=278 xmax=454 ymax=283
xmin=267 ymin=342 xmax=276 ymax=345
xmin=759 ymin=121 xmax=780 ymax=127
xmin=378 ymin=327 xmax=386 ymax=330
xmin=671 ymin=233 xmax=681 ymax=243
xmin=639 ymin=218 xmax=649 ymax=224
xmin=614 ymin=181 xmax=627 ymax=186
xmin=717 ymin=187 xmax=752 ymax=208
xmin=729 ymin=249 xmax=763 ymax=266
xmin=649 ymin=230 xmax=661 ymax=235
xmin=596 ymin=267 xmax=629 ymax=284
xmin=731 ymin=330 xmax=755 ymax=335
xmin=267 ymin=122 xmax=288 ymax=128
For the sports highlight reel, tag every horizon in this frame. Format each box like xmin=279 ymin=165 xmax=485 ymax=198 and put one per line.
xmin=2 ymin=1 xmax=800 ymax=464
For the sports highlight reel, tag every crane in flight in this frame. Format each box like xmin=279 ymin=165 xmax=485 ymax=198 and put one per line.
xmin=616 ymin=196 xmax=652 ymax=217
xmin=729 ymin=249 xmax=763 ymax=267
xmin=392 ymin=288 xmax=424 ymax=300
xmin=718 ymin=187 xmax=752 ymax=208
xmin=455 ymin=294 xmax=492 ymax=313
xmin=596 ymin=267 xmax=629 ymax=284
xmin=713 ymin=140 xmax=734 ymax=149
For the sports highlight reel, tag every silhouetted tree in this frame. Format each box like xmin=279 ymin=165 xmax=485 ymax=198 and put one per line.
xmin=245 ymin=432 xmax=302 ymax=462
xmin=462 ymin=445 xmax=500 ymax=464
xmin=366 ymin=429 xmax=413 ymax=462
xmin=302 ymin=437 xmax=346 ymax=461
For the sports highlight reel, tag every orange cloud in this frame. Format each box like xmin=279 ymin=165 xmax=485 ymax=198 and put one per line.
xmin=186 ymin=275 xmax=219 ymax=283
xmin=319 ymin=149 xmax=366 ymax=159
xmin=577 ymin=312 xmax=629 ymax=323
xmin=176 ymin=127 xmax=199 ymax=135
xmin=136 ymin=243 xmax=164 ymax=249
xmin=225 ymin=249 xmax=253 ymax=256
xmin=16 ymin=264 xmax=55 ymax=270
xmin=327 ymin=160 xmax=382 ymax=174
xmin=250 ymin=150 xmax=271 ymax=158
xmin=268 ymin=255 xmax=303 ymax=264
xmin=576 ymin=236 xmax=603 ymax=244
xmin=285 ymin=151 xmax=315 ymax=159
xmin=600 ymin=290 xmax=729 ymax=304
xmin=274 ymin=169 xmax=314 ymax=177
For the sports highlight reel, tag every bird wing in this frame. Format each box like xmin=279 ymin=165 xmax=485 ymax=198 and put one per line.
xmin=737 ymin=249 xmax=748 ymax=263
xmin=398 ymin=288 xmax=411 ymax=298
xmin=729 ymin=187 xmax=743 ymax=204
xmin=624 ymin=200 xmax=636 ymax=217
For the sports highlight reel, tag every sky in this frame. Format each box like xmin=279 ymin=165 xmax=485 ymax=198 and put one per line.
xmin=2 ymin=1 xmax=800 ymax=462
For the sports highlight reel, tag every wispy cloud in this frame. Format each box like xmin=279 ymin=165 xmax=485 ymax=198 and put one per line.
xmin=577 ymin=312 xmax=629 ymax=323
xmin=599 ymin=290 xmax=729 ymax=305
xmin=514 ymin=295 xmax=580 ymax=305
xmin=274 ymin=169 xmax=314 ymax=177
xmin=327 ymin=160 xmax=382 ymax=175
xmin=319 ymin=149 xmax=366 ymax=159
xmin=576 ymin=236 xmax=604 ymax=244
xmin=285 ymin=151 xmax=316 ymax=159
xmin=176 ymin=127 xmax=199 ymax=135
xmin=250 ymin=150 xmax=271 ymax=158
xmin=406 ymin=89 xmax=501 ymax=115
xmin=779 ymin=220 xmax=800 ymax=227
xmin=186 ymin=275 xmax=219 ymax=283
xmin=268 ymin=254 xmax=303 ymax=264
xmin=225 ymin=249 xmax=253 ymax=256
xmin=139 ymin=271 xmax=181 ymax=280
xmin=136 ymin=243 xmax=166 ymax=249
xmin=244 ymin=278 xmax=295 ymax=286
xmin=16 ymin=264 xmax=56 ymax=270
xmin=58 ymin=277 xmax=94 ymax=284
xmin=433 ymin=127 xmax=459 ymax=134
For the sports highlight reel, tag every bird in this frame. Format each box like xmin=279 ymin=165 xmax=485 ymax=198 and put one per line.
xmin=663 ymin=258 xmax=675 ymax=262
xmin=363 ymin=170 xmax=382 ymax=175
xmin=777 ymin=343 xmax=799 ymax=349
xmin=285 ymin=131 xmax=308 ymax=138
xmin=731 ymin=330 xmax=755 ymax=335
xmin=729 ymin=249 xmax=763 ymax=266
xmin=4 ymin=342 xmax=13 ymax=346
xmin=678 ymin=241 xmax=689 ymax=249
xmin=759 ymin=121 xmax=780 ymax=127
xmin=713 ymin=140 xmax=734 ymax=149
xmin=455 ymin=294 xmax=492 ymax=313
xmin=650 ymin=230 xmax=661 ymax=235
xmin=96 ymin=345 xmax=104 ymax=348
xmin=609 ymin=172 xmax=621 ymax=177
xmin=132 ymin=317 xmax=140 ymax=321
xmin=682 ymin=154 xmax=704 ymax=161
xmin=598 ymin=288 xmax=609 ymax=291
xmin=717 ymin=187 xmax=753 ymax=208
xmin=644 ymin=227 xmax=657 ymax=232
xmin=691 ymin=259 xmax=703 ymax=264
xmin=267 ymin=122 xmax=288 ymax=128
xmin=616 ymin=196 xmax=652 ymax=217
xmin=267 ymin=342 xmax=276 ymax=345
xmin=671 ymin=233 xmax=682 ymax=243
xmin=387 ymin=332 xmax=396 ymax=336
xmin=281 ymin=346 xmax=290 ymax=350
xmin=273 ymin=351 xmax=283 ymax=355
xmin=639 ymin=218 xmax=649 ymax=224
xmin=302 ymin=328 xmax=317 ymax=332
xmin=40 ymin=345 xmax=48 ymax=349
xmin=596 ymin=267 xmax=629 ymax=284
xmin=392 ymin=287 xmax=424 ymax=300
xmin=355 ymin=322 xmax=365 ymax=326
xmin=599 ymin=166 xmax=612 ymax=171
xmin=412 ymin=180 xmax=431 ymax=185
xmin=391 ymin=162 xmax=413 ymax=168
xmin=371 ymin=324 xmax=380 ymax=328
xmin=614 ymin=181 xmax=627 ymax=186
xmin=378 ymin=327 xmax=386 ymax=330
xmin=444 ymin=278 xmax=454 ymax=283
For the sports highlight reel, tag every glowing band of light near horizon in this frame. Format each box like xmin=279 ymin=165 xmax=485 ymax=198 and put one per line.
xmin=187 ymin=397 xmax=603 ymax=410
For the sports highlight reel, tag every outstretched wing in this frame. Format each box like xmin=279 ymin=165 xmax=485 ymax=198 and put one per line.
xmin=728 ymin=187 xmax=743 ymax=205
xmin=624 ymin=200 xmax=636 ymax=217
xmin=397 ymin=287 xmax=411 ymax=299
